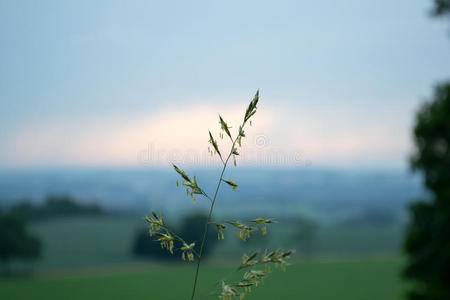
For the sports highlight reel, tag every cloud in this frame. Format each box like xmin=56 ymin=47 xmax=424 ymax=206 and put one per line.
xmin=1 ymin=104 xmax=274 ymax=167
xmin=0 ymin=101 xmax=411 ymax=169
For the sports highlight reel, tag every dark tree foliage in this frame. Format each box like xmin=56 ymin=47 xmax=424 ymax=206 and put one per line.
xmin=411 ymin=84 xmax=450 ymax=196
xmin=0 ymin=212 xmax=41 ymax=264
xmin=433 ymin=0 xmax=450 ymax=16
xmin=132 ymin=227 xmax=177 ymax=261
xmin=132 ymin=213 xmax=217 ymax=261
xmin=177 ymin=213 xmax=218 ymax=257
xmin=404 ymin=83 xmax=450 ymax=299
xmin=292 ymin=216 xmax=318 ymax=256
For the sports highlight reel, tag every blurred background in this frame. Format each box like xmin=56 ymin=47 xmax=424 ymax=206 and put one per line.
xmin=1 ymin=0 xmax=450 ymax=299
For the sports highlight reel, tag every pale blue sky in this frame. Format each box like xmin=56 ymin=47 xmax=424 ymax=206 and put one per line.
xmin=1 ymin=0 xmax=449 ymax=169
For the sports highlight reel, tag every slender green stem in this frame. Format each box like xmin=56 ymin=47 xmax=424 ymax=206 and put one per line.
xmin=190 ymin=135 xmax=239 ymax=300
xmin=201 ymin=191 xmax=213 ymax=203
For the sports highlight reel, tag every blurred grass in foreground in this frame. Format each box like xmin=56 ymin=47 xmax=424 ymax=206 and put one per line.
xmin=0 ymin=258 xmax=405 ymax=300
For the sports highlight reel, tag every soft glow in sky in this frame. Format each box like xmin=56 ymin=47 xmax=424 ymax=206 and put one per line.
xmin=1 ymin=0 xmax=449 ymax=169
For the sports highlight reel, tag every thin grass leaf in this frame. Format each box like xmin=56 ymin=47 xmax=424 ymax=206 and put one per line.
xmin=208 ymin=131 xmax=222 ymax=158
xmin=219 ymin=115 xmax=232 ymax=140
xmin=172 ymin=163 xmax=191 ymax=183
xmin=244 ymin=90 xmax=259 ymax=124
xmin=223 ymin=179 xmax=238 ymax=191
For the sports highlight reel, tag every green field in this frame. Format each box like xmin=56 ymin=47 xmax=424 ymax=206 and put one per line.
xmin=31 ymin=216 xmax=143 ymax=269
xmin=28 ymin=216 xmax=404 ymax=270
xmin=0 ymin=258 xmax=405 ymax=300
xmin=0 ymin=216 xmax=408 ymax=299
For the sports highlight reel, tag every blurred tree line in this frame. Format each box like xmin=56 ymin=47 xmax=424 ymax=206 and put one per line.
xmin=10 ymin=195 xmax=103 ymax=221
xmin=403 ymin=1 xmax=450 ymax=299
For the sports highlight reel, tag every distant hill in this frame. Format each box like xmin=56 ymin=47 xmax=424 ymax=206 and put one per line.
xmin=0 ymin=168 xmax=426 ymax=222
